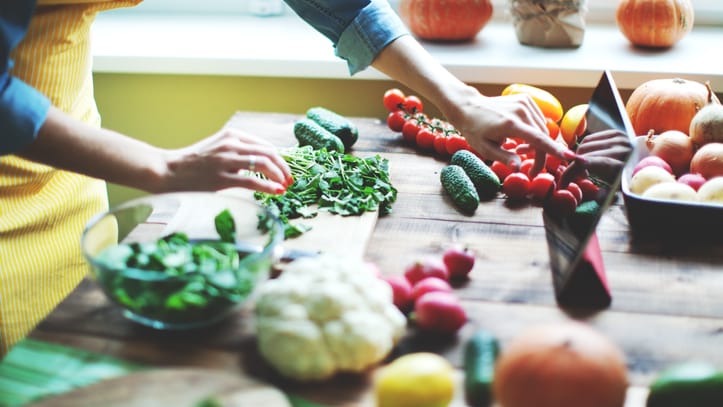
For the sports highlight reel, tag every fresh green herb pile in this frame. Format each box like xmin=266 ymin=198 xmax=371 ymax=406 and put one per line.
xmin=254 ymin=145 xmax=397 ymax=238
xmin=94 ymin=210 xmax=258 ymax=326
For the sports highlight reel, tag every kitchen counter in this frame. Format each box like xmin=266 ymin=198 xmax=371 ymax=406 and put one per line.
xmin=26 ymin=111 xmax=723 ymax=406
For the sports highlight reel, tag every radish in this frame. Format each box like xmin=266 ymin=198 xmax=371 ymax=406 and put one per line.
xmin=381 ymin=275 xmax=413 ymax=313
xmin=413 ymin=291 xmax=467 ymax=334
xmin=404 ymin=257 xmax=449 ymax=285
xmin=411 ymin=277 xmax=453 ymax=302
xmin=442 ymin=246 xmax=475 ymax=280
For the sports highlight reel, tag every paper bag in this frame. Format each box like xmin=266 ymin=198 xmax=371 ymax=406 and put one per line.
xmin=508 ymin=0 xmax=587 ymax=48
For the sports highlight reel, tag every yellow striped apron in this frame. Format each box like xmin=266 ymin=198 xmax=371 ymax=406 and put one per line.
xmin=0 ymin=0 xmax=141 ymax=356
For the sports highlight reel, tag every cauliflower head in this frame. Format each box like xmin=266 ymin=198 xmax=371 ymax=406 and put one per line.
xmin=254 ymin=254 xmax=406 ymax=381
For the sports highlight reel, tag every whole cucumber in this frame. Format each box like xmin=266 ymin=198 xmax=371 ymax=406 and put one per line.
xmin=464 ymin=329 xmax=500 ymax=407
xmin=647 ymin=362 xmax=723 ymax=407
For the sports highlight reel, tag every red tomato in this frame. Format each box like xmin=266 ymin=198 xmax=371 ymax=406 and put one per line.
xmin=491 ymin=161 xmax=514 ymax=182
xmin=502 ymin=138 xmax=518 ymax=151
xmin=546 ymin=189 xmax=578 ymax=217
xmin=566 ymin=182 xmax=583 ymax=204
xmin=414 ymin=291 xmax=466 ymax=335
xmin=446 ymin=135 xmax=470 ymax=155
xmin=383 ymin=88 xmax=406 ymax=112
xmin=529 ymin=173 xmax=556 ymax=202
xmin=387 ymin=110 xmax=407 ymax=132
xmin=519 ymin=158 xmax=536 ymax=178
xmin=577 ymin=178 xmax=600 ymax=202
xmin=545 ymin=154 xmax=562 ymax=174
xmin=403 ymin=95 xmax=424 ymax=114
xmin=416 ymin=127 xmax=436 ymax=151
xmin=411 ymin=277 xmax=453 ymax=302
xmin=503 ymin=173 xmax=531 ymax=200
xmin=433 ymin=133 xmax=449 ymax=157
xmin=402 ymin=120 xmax=421 ymax=145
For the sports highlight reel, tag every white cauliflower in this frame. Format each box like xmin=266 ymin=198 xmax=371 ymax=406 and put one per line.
xmin=254 ymin=254 xmax=406 ymax=381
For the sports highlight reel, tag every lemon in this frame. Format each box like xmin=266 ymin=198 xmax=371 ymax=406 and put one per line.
xmin=374 ymin=352 xmax=455 ymax=407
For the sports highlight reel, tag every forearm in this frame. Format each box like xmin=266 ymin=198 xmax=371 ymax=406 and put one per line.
xmin=370 ymin=35 xmax=479 ymax=123
xmin=20 ymin=106 xmax=168 ymax=191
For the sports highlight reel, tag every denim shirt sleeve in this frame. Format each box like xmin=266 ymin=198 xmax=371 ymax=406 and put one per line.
xmin=283 ymin=0 xmax=409 ymax=75
xmin=1 ymin=2 xmax=51 ymax=156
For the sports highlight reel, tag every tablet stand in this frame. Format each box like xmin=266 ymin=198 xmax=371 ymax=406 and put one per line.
xmin=555 ymin=232 xmax=612 ymax=308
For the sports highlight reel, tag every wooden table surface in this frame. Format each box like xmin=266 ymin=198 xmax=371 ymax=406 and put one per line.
xmin=31 ymin=112 xmax=723 ymax=406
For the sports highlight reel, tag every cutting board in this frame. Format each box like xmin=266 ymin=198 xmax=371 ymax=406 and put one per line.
xmin=26 ymin=368 xmax=291 ymax=407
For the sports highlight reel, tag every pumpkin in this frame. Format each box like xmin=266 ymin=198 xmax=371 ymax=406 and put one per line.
xmin=399 ymin=0 xmax=493 ymax=42
xmin=626 ymin=78 xmax=708 ymax=136
xmin=615 ymin=0 xmax=695 ymax=48
xmin=493 ymin=321 xmax=629 ymax=407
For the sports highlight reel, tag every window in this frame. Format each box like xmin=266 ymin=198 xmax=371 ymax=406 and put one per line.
xmin=128 ymin=0 xmax=723 ymax=27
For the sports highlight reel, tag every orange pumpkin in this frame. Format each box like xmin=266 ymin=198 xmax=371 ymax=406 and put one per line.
xmin=626 ymin=78 xmax=708 ymax=136
xmin=616 ymin=0 xmax=695 ymax=48
xmin=399 ymin=0 xmax=493 ymax=42
xmin=493 ymin=321 xmax=628 ymax=407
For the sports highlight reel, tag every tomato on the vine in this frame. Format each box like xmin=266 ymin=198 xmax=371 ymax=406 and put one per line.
xmin=502 ymin=173 xmax=531 ymax=200
xmin=416 ymin=127 xmax=436 ymax=151
xmin=491 ymin=161 xmax=513 ymax=182
xmin=445 ymin=135 xmax=469 ymax=155
xmin=387 ymin=110 xmax=407 ymax=132
xmin=383 ymin=88 xmax=406 ymax=112
xmin=529 ymin=173 xmax=556 ymax=202
xmin=403 ymin=95 xmax=424 ymax=114
xmin=546 ymin=189 xmax=578 ymax=217
xmin=433 ymin=134 xmax=449 ymax=157
xmin=402 ymin=120 xmax=422 ymax=145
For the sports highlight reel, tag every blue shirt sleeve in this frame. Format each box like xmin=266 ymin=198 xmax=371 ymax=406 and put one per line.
xmin=1 ymin=2 xmax=51 ymax=156
xmin=283 ymin=0 xmax=409 ymax=75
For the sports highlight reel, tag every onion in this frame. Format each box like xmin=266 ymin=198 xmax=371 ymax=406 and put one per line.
xmin=690 ymin=142 xmax=723 ymax=179
xmin=689 ymin=82 xmax=723 ymax=148
xmin=646 ymin=129 xmax=695 ymax=176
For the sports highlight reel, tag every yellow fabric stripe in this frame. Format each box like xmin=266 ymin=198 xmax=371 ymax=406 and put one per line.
xmin=0 ymin=0 xmax=142 ymax=356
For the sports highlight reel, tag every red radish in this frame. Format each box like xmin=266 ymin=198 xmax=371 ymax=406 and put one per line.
xmin=413 ymin=291 xmax=467 ymax=334
xmin=677 ymin=173 xmax=707 ymax=191
xmin=404 ymin=257 xmax=449 ymax=285
xmin=382 ymin=275 xmax=413 ymax=312
xmin=632 ymin=155 xmax=673 ymax=176
xmin=442 ymin=246 xmax=476 ymax=280
xmin=411 ymin=277 xmax=453 ymax=301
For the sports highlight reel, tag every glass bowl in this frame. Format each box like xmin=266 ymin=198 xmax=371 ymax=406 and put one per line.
xmin=81 ymin=192 xmax=283 ymax=330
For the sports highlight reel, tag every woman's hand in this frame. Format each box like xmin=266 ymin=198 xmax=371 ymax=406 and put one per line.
xmin=560 ymin=129 xmax=632 ymax=186
xmin=163 ymin=127 xmax=293 ymax=194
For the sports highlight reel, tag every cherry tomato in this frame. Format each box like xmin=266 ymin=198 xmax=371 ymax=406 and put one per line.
xmin=416 ymin=127 xmax=436 ymax=151
xmin=545 ymin=154 xmax=562 ymax=174
xmin=502 ymin=173 xmax=531 ymax=201
xmin=491 ymin=161 xmax=513 ymax=182
xmin=403 ymin=95 xmax=424 ymax=114
xmin=433 ymin=133 xmax=449 ymax=157
xmin=529 ymin=173 xmax=556 ymax=202
xmin=501 ymin=138 xmax=518 ymax=151
xmin=519 ymin=158 xmax=536 ymax=178
xmin=546 ymin=189 xmax=578 ymax=217
xmin=387 ymin=110 xmax=407 ymax=132
xmin=383 ymin=88 xmax=406 ymax=112
xmin=446 ymin=135 xmax=470 ymax=155
xmin=578 ymin=178 xmax=600 ymax=202
xmin=402 ymin=120 xmax=421 ymax=145
xmin=566 ymin=182 xmax=583 ymax=204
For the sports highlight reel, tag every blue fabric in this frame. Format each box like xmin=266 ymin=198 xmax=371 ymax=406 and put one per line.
xmin=0 ymin=1 xmax=51 ymax=156
xmin=284 ymin=0 xmax=409 ymax=75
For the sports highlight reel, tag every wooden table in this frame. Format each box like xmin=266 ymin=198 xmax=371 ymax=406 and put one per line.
xmin=30 ymin=112 xmax=723 ymax=406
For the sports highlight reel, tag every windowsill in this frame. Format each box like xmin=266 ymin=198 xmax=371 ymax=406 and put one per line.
xmin=91 ymin=13 xmax=723 ymax=90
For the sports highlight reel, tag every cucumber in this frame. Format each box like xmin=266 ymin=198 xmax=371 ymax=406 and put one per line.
xmin=647 ymin=362 xmax=723 ymax=407
xmin=293 ymin=118 xmax=345 ymax=153
xmin=440 ymin=165 xmax=480 ymax=215
xmin=306 ymin=106 xmax=359 ymax=150
xmin=463 ymin=329 xmax=500 ymax=407
xmin=450 ymin=150 xmax=501 ymax=199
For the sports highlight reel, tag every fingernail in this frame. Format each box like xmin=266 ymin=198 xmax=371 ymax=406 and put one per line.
xmin=575 ymin=155 xmax=588 ymax=165
xmin=562 ymin=149 xmax=577 ymax=160
xmin=275 ymin=185 xmax=286 ymax=194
